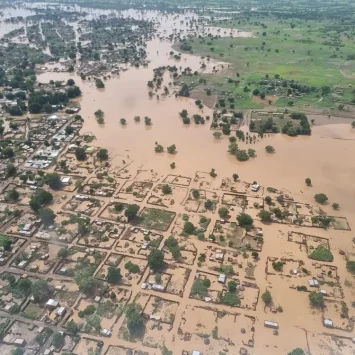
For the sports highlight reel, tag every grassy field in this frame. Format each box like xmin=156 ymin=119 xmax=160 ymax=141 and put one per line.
xmin=178 ymin=14 xmax=355 ymax=111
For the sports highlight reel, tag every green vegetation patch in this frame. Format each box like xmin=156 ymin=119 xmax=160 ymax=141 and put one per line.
xmin=309 ymin=246 xmax=334 ymax=262
xmin=137 ymin=208 xmax=176 ymax=231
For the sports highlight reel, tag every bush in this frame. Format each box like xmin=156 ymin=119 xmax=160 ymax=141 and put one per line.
xmin=309 ymin=246 xmax=333 ymax=262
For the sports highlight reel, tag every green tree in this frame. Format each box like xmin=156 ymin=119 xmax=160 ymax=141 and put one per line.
xmin=17 ymin=278 xmax=33 ymax=296
xmin=74 ymin=268 xmax=96 ymax=295
xmin=52 ymin=332 xmax=65 ymax=349
xmin=12 ymin=348 xmax=24 ymax=355
xmin=228 ymin=280 xmax=237 ymax=293
xmin=65 ymin=126 xmax=74 ymax=135
xmin=39 ymin=208 xmax=55 ymax=226
xmin=305 ymin=178 xmax=312 ymax=186
xmin=265 ymin=145 xmax=275 ymax=153
xmin=314 ymin=193 xmax=328 ymax=204
xmin=148 ymin=249 xmax=164 ymax=270
xmin=309 ymin=291 xmax=324 ymax=307
xmin=125 ymin=303 xmax=144 ymax=336
xmin=120 ymin=118 xmax=126 ymax=125
xmin=75 ymin=147 xmax=86 ymax=161
xmin=204 ymin=199 xmax=214 ymax=210
xmin=346 ymin=261 xmax=355 ymax=274
xmin=87 ymin=314 xmax=101 ymax=330
xmin=45 ymin=173 xmax=62 ymax=189
xmin=213 ymin=131 xmax=222 ymax=139
xmin=144 ymin=116 xmax=152 ymax=125
xmin=30 ymin=189 xmax=53 ymax=212
xmin=287 ymin=349 xmax=306 ymax=355
xmin=192 ymin=189 xmax=200 ymax=199
xmin=32 ymin=279 xmax=50 ymax=302
xmin=332 ymin=203 xmax=339 ymax=210
xmin=124 ymin=204 xmax=140 ymax=221
xmin=264 ymin=196 xmax=272 ymax=205
xmin=57 ymin=247 xmax=70 ymax=259
xmin=258 ymin=210 xmax=272 ymax=222
xmin=262 ymin=289 xmax=272 ymax=305
xmin=95 ymin=78 xmax=105 ymax=88
xmin=167 ymin=144 xmax=176 ymax=154
xmin=6 ymin=164 xmax=16 ymax=177
xmin=179 ymin=109 xmax=188 ymax=118
xmin=0 ymin=234 xmax=12 ymax=251
xmin=107 ymin=266 xmax=122 ymax=284
xmin=218 ymin=207 xmax=229 ymax=218
xmin=162 ymin=184 xmax=172 ymax=194
xmin=232 ymin=173 xmax=239 ymax=182
xmin=6 ymin=189 xmax=19 ymax=202
xmin=67 ymin=320 xmax=80 ymax=334
xmin=237 ymin=213 xmax=253 ymax=230
xmin=96 ymin=148 xmax=108 ymax=161
xmin=236 ymin=150 xmax=249 ymax=161
xmin=155 ymin=144 xmax=164 ymax=153
xmin=67 ymin=79 xmax=75 ymax=86
xmin=183 ymin=222 xmax=195 ymax=234
xmin=352 ymin=121 xmax=355 ymax=128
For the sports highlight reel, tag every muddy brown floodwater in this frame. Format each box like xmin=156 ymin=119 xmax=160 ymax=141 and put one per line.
xmin=24 ymin=7 xmax=355 ymax=354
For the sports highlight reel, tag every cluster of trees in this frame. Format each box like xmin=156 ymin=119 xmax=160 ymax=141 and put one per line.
xmin=28 ymin=87 xmax=81 ymax=114
xmin=165 ymin=235 xmax=181 ymax=260
xmin=94 ymin=109 xmax=104 ymax=124
xmin=154 ymin=143 xmax=177 ymax=154
xmin=282 ymin=112 xmax=311 ymax=136
xmin=29 ymin=189 xmax=53 ymax=212
xmin=228 ymin=142 xmax=252 ymax=162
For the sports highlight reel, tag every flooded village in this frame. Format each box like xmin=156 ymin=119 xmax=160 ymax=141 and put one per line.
xmin=0 ymin=1 xmax=354 ymax=355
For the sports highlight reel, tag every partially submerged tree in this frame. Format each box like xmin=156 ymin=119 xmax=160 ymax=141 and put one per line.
xmin=265 ymin=145 xmax=275 ymax=153
xmin=314 ymin=193 xmax=328 ymax=204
